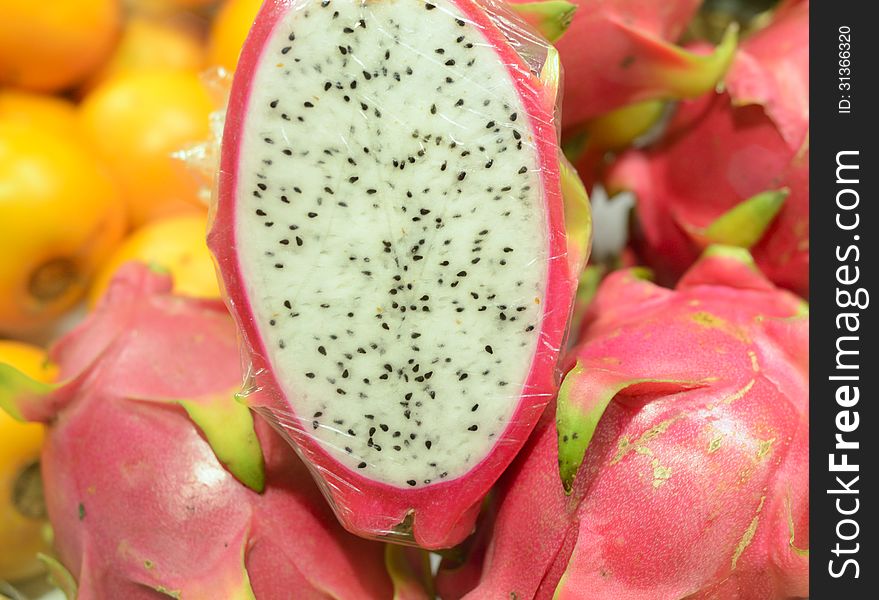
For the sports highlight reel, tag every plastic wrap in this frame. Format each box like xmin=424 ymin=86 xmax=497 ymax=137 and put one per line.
xmin=206 ymin=0 xmax=590 ymax=549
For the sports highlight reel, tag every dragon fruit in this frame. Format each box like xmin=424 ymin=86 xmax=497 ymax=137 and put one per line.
xmin=0 ymin=264 xmax=430 ymax=599
xmin=209 ymin=0 xmax=588 ymax=549
xmin=437 ymin=248 xmax=809 ymax=599
xmin=607 ymin=0 xmax=809 ymax=296
xmin=515 ymin=0 xmax=738 ymax=132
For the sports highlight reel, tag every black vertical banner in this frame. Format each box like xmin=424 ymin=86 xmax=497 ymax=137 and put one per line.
xmin=811 ymin=0 xmax=877 ymax=596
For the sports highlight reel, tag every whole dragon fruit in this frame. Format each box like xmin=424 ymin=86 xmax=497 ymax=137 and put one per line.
xmin=607 ymin=0 xmax=809 ymax=296
xmin=512 ymin=0 xmax=737 ymax=132
xmin=0 ymin=265 xmax=430 ymax=600
xmin=437 ymin=248 xmax=809 ymax=599
xmin=210 ymin=0 xmax=589 ymax=549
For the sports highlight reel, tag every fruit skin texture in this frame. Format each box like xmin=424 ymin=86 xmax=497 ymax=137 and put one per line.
xmin=211 ymin=0 xmax=579 ymax=550
xmin=0 ymin=265 xmax=427 ymax=599
xmin=89 ymin=212 xmax=219 ymax=306
xmin=79 ymin=69 xmax=213 ymax=227
xmin=0 ymin=341 xmax=55 ymax=581
xmin=607 ymin=1 xmax=809 ymax=296
xmin=207 ymin=0 xmax=263 ymax=71
xmin=437 ymin=249 xmax=808 ymax=599
xmin=0 ymin=0 xmax=121 ymax=92
xmin=509 ymin=0 xmax=733 ymax=131
xmin=0 ymin=121 xmax=126 ymax=336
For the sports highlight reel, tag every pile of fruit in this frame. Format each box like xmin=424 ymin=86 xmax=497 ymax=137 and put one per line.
xmin=1 ymin=0 xmax=808 ymax=598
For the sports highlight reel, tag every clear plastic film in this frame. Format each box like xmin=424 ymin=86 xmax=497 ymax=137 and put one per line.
xmin=197 ymin=0 xmax=591 ymax=550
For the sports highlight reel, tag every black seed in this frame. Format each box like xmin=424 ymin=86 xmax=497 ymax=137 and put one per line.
xmin=471 ymin=404 xmax=479 ymax=411
xmin=518 ymin=166 xmax=528 ymax=174
xmin=358 ymin=462 xmax=367 ymax=469
xmin=445 ymin=59 xmax=455 ymax=66
xmin=407 ymin=480 xmax=417 ymax=486
xmin=457 ymin=171 xmax=466 ymax=181
xmin=318 ymin=346 xmax=327 ymax=355
xmin=425 ymin=2 xmax=435 ymax=8
xmin=281 ymin=46 xmax=291 ymax=54
xmin=485 ymin=345 xmax=493 ymax=354
xmin=468 ymin=425 xmax=479 ymax=431
xmin=425 ymin=440 xmax=432 ymax=449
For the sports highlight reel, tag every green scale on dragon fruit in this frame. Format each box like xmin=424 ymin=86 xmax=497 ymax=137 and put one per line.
xmin=437 ymin=247 xmax=808 ymax=599
xmin=210 ymin=0 xmax=590 ymax=550
xmin=0 ymin=264 xmax=433 ymax=600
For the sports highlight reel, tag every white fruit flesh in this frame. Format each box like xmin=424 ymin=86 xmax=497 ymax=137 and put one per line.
xmin=235 ymin=0 xmax=549 ymax=488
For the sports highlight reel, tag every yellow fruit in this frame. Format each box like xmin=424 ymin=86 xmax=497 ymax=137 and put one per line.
xmin=0 ymin=91 xmax=79 ymax=139
xmin=0 ymin=0 xmax=121 ymax=92
xmin=0 ymin=122 xmax=126 ymax=336
xmin=128 ymin=0 xmax=219 ymax=12
xmin=84 ymin=16 xmax=205 ymax=92
xmin=208 ymin=0 xmax=262 ymax=71
xmin=90 ymin=212 xmax=220 ymax=305
xmin=78 ymin=70 xmax=213 ymax=227
xmin=0 ymin=340 xmax=56 ymax=582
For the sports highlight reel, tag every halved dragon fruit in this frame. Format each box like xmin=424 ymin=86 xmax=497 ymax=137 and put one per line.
xmin=437 ymin=248 xmax=809 ymax=598
xmin=0 ymin=265 xmax=431 ymax=599
xmin=209 ymin=0 xmax=586 ymax=549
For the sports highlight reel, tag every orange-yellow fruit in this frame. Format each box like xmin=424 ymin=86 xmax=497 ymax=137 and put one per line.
xmin=0 ymin=340 xmax=56 ymax=582
xmin=208 ymin=0 xmax=262 ymax=71
xmin=90 ymin=212 xmax=220 ymax=305
xmin=127 ymin=0 xmax=219 ymax=12
xmin=0 ymin=0 xmax=121 ymax=92
xmin=78 ymin=70 xmax=213 ymax=227
xmin=0 ymin=91 xmax=79 ymax=139
xmin=0 ymin=122 xmax=126 ymax=336
xmin=84 ymin=16 xmax=205 ymax=92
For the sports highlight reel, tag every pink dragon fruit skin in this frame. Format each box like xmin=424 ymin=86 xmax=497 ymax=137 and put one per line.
xmin=510 ymin=0 xmax=736 ymax=131
xmin=210 ymin=0 xmax=584 ymax=550
xmin=607 ymin=1 xmax=809 ymax=296
xmin=0 ymin=264 xmax=428 ymax=600
xmin=437 ymin=248 xmax=808 ymax=599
